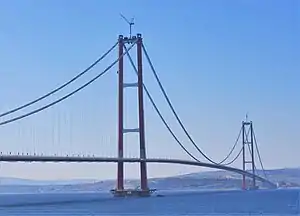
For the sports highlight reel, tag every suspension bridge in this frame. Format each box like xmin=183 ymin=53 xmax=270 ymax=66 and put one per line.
xmin=0 ymin=33 xmax=276 ymax=197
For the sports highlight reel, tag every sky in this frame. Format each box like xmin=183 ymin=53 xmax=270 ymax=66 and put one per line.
xmin=0 ymin=0 xmax=299 ymax=181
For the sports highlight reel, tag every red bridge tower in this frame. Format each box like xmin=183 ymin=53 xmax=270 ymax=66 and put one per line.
xmin=111 ymin=34 xmax=154 ymax=197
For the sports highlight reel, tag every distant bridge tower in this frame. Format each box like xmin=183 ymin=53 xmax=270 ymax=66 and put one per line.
xmin=242 ymin=120 xmax=256 ymax=190
xmin=111 ymin=34 xmax=153 ymax=197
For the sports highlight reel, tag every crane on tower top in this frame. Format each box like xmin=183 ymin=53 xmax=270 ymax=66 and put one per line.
xmin=120 ymin=13 xmax=135 ymax=39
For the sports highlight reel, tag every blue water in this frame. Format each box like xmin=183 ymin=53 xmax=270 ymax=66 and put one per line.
xmin=0 ymin=189 xmax=299 ymax=215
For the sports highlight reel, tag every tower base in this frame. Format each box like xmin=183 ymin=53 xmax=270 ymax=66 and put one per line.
xmin=110 ymin=188 xmax=156 ymax=197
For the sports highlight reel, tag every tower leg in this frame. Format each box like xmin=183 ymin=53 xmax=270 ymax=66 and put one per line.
xmin=250 ymin=122 xmax=256 ymax=188
xmin=242 ymin=121 xmax=246 ymax=190
xmin=137 ymin=34 xmax=148 ymax=191
xmin=117 ymin=35 xmax=124 ymax=191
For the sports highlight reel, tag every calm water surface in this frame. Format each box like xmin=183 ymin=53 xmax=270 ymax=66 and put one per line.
xmin=0 ymin=189 xmax=299 ymax=215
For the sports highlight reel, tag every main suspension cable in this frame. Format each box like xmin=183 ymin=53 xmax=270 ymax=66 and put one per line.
xmin=218 ymin=126 xmax=242 ymax=164
xmin=253 ymin=129 xmax=267 ymax=178
xmin=217 ymin=126 xmax=245 ymax=166
xmin=221 ymin=126 xmax=251 ymax=166
xmin=222 ymin=147 xmax=243 ymax=166
xmin=0 ymin=42 xmax=118 ymax=118
xmin=142 ymin=43 xmax=232 ymax=165
xmin=0 ymin=42 xmax=136 ymax=126
xmin=123 ymin=45 xmax=200 ymax=162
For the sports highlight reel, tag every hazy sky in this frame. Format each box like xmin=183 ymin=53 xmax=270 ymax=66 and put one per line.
xmin=0 ymin=0 xmax=299 ymax=181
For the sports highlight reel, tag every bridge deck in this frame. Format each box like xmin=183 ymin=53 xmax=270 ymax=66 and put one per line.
xmin=0 ymin=155 xmax=276 ymax=189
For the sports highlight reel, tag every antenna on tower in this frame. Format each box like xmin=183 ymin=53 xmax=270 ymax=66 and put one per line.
xmin=246 ymin=112 xmax=249 ymax=122
xmin=120 ymin=13 xmax=134 ymax=39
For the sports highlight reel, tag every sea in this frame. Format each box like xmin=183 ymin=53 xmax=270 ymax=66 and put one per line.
xmin=0 ymin=189 xmax=299 ymax=215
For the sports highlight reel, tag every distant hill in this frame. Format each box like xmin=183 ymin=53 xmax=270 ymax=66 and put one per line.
xmin=149 ymin=168 xmax=300 ymax=190
xmin=0 ymin=168 xmax=299 ymax=193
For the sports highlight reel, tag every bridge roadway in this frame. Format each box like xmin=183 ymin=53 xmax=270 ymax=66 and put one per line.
xmin=0 ymin=155 xmax=277 ymax=189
